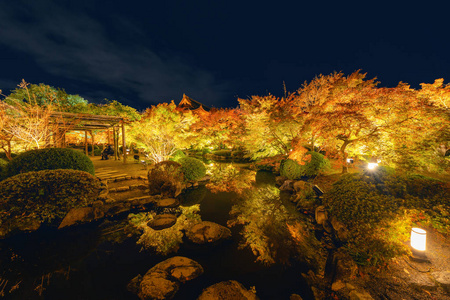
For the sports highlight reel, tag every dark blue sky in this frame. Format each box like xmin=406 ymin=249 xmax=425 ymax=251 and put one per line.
xmin=0 ymin=1 xmax=448 ymax=110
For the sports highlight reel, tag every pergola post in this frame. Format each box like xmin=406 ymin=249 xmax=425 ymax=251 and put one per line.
xmin=84 ymin=130 xmax=88 ymax=156
xmin=122 ymin=121 xmax=126 ymax=164
xmin=90 ymin=130 xmax=94 ymax=156
xmin=113 ymin=127 xmax=118 ymax=161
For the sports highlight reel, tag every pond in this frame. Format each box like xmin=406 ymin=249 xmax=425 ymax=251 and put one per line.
xmin=0 ymin=166 xmax=316 ymax=300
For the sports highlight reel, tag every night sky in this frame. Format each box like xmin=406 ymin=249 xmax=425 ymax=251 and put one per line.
xmin=0 ymin=1 xmax=449 ymax=110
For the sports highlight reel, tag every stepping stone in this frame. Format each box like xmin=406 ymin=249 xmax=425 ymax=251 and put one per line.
xmin=156 ymin=198 xmax=180 ymax=208
xmin=115 ymin=186 xmax=130 ymax=192
xmin=107 ymin=173 xmax=128 ymax=178
xmin=128 ymin=196 xmax=155 ymax=206
xmin=147 ymin=214 xmax=178 ymax=230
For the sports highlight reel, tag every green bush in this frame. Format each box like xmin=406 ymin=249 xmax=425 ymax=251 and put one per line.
xmin=179 ymin=157 xmax=206 ymax=181
xmin=170 ymin=149 xmax=187 ymax=162
xmin=0 ymin=158 xmax=8 ymax=181
xmin=0 ymin=152 xmax=17 ymax=160
xmin=6 ymin=148 xmax=95 ymax=178
xmin=280 ymin=159 xmax=302 ymax=180
xmin=280 ymin=152 xmax=330 ymax=179
xmin=300 ymin=151 xmax=330 ymax=177
xmin=0 ymin=169 xmax=101 ymax=233
xmin=94 ymin=149 xmax=102 ymax=156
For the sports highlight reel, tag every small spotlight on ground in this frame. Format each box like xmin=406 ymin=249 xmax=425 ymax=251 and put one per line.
xmin=367 ymin=162 xmax=378 ymax=170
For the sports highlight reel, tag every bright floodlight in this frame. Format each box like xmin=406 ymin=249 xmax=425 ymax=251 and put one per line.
xmin=367 ymin=162 xmax=378 ymax=170
xmin=411 ymin=228 xmax=426 ymax=251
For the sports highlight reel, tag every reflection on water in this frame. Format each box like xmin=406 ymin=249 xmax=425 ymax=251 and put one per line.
xmin=228 ymin=185 xmax=298 ymax=265
xmin=1 ymin=162 xmax=315 ymax=300
xmin=206 ymin=163 xmax=255 ymax=194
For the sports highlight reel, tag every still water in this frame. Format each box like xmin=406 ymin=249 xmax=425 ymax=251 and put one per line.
xmin=1 ymin=170 xmax=315 ymax=300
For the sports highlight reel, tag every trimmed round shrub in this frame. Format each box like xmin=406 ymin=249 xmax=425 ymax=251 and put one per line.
xmin=0 ymin=169 xmax=101 ymax=236
xmin=280 ymin=159 xmax=302 ymax=180
xmin=300 ymin=151 xmax=330 ymax=177
xmin=6 ymin=148 xmax=95 ymax=178
xmin=280 ymin=152 xmax=330 ymax=179
xmin=179 ymin=157 xmax=206 ymax=181
xmin=170 ymin=149 xmax=187 ymax=162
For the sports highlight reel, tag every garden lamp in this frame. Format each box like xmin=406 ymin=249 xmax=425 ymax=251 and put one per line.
xmin=411 ymin=227 xmax=426 ymax=252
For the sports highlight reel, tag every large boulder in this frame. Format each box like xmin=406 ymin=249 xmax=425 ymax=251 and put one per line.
xmin=128 ymin=256 xmax=203 ymax=300
xmin=148 ymin=161 xmax=185 ymax=198
xmin=185 ymin=221 xmax=232 ymax=245
xmin=197 ymin=280 xmax=260 ymax=300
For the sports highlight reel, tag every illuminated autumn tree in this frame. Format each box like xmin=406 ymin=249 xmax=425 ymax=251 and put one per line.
xmin=0 ymin=94 xmax=15 ymax=159
xmin=1 ymin=81 xmax=58 ymax=150
xmin=128 ymin=101 xmax=198 ymax=164
xmin=238 ymin=94 xmax=307 ymax=163
xmin=191 ymin=107 xmax=244 ymax=150
xmin=288 ymin=72 xmax=375 ymax=172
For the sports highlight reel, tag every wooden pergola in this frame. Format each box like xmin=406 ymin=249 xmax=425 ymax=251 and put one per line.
xmin=50 ymin=112 xmax=128 ymax=163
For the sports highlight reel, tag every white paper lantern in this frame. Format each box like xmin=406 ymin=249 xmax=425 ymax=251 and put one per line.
xmin=411 ymin=228 xmax=426 ymax=251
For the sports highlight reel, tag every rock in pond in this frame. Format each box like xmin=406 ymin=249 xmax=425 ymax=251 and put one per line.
xmin=58 ymin=207 xmax=104 ymax=229
xmin=197 ymin=280 xmax=260 ymax=300
xmin=128 ymin=256 xmax=203 ymax=300
xmin=279 ymin=180 xmax=295 ymax=192
xmin=185 ymin=221 xmax=232 ymax=245
xmin=156 ymin=198 xmax=180 ymax=208
xmin=147 ymin=214 xmax=178 ymax=230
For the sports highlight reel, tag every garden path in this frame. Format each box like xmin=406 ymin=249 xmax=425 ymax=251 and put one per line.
xmin=90 ymin=156 xmax=148 ymax=180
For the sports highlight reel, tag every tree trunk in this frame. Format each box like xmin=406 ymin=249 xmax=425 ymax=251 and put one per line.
xmin=340 ymin=140 xmax=351 ymax=174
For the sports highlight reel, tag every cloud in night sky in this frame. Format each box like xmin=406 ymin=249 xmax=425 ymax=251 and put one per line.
xmin=1 ymin=1 xmax=450 ymax=109
xmin=0 ymin=1 xmax=230 ymax=109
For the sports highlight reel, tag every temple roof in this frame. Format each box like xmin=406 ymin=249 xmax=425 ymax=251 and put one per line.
xmin=177 ymin=94 xmax=210 ymax=112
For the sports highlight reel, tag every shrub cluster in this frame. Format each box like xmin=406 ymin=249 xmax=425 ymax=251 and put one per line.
xmin=323 ymin=169 xmax=450 ymax=265
xmin=0 ymin=169 xmax=101 ymax=229
xmin=280 ymin=152 xmax=330 ymax=179
xmin=0 ymin=158 xmax=8 ymax=181
xmin=179 ymin=157 xmax=206 ymax=181
xmin=6 ymin=148 xmax=95 ymax=178
xmin=300 ymin=151 xmax=331 ymax=177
